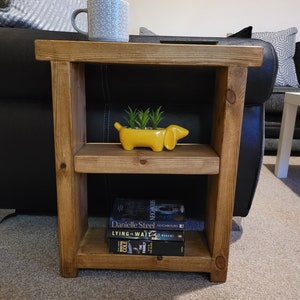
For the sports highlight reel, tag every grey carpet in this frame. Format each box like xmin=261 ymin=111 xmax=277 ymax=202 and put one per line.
xmin=0 ymin=156 xmax=299 ymax=299
xmin=0 ymin=209 xmax=15 ymax=223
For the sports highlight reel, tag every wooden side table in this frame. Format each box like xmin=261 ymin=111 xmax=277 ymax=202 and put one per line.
xmin=35 ymin=40 xmax=262 ymax=282
xmin=275 ymin=92 xmax=300 ymax=178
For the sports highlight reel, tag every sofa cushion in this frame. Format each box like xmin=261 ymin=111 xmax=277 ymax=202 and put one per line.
xmin=252 ymin=27 xmax=299 ymax=88
xmin=294 ymin=42 xmax=300 ymax=84
xmin=265 ymin=86 xmax=300 ymax=113
xmin=228 ymin=26 xmax=253 ymax=38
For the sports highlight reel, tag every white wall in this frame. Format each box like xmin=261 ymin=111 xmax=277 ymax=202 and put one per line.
xmin=127 ymin=0 xmax=300 ymax=41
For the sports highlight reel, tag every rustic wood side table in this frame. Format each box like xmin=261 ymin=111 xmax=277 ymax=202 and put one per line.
xmin=35 ymin=40 xmax=262 ymax=282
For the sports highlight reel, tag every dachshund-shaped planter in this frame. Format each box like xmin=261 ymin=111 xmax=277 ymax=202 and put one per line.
xmin=114 ymin=122 xmax=189 ymax=151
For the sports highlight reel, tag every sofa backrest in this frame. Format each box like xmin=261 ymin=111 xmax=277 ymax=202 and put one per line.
xmin=0 ymin=28 xmax=277 ymax=107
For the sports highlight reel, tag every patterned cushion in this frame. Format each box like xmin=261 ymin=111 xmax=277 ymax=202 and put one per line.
xmin=252 ymin=27 xmax=299 ymax=87
xmin=0 ymin=0 xmax=87 ymax=32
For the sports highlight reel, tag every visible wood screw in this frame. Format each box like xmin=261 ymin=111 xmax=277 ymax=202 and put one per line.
xmin=157 ymin=256 xmax=163 ymax=261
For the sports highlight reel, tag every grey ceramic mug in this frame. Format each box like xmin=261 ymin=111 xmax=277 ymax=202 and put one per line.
xmin=71 ymin=0 xmax=129 ymax=42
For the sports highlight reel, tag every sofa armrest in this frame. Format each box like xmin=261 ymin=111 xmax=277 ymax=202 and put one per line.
xmin=130 ymin=35 xmax=278 ymax=106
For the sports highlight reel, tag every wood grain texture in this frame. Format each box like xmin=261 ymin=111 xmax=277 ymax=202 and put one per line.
xmin=51 ymin=61 xmax=88 ymax=277
xmin=206 ymin=66 xmax=248 ymax=282
xmin=35 ymin=40 xmax=263 ymax=67
xmin=77 ymin=228 xmax=212 ymax=272
xmin=74 ymin=143 xmax=219 ymax=174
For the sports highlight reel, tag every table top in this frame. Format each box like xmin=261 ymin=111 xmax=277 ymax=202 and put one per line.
xmin=35 ymin=40 xmax=263 ymax=67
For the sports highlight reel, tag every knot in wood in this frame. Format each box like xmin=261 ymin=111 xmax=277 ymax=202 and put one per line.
xmin=226 ymin=89 xmax=236 ymax=104
xmin=140 ymin=159 xmax=147 ymax=165
xmin=215 ymin=255 xmax=226 ymax=270
xmin=60 ymin=162 xmax=67 ymax=169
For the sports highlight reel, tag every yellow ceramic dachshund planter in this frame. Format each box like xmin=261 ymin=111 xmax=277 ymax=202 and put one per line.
xmin=114 ymin=122 xmax=189 ymax=152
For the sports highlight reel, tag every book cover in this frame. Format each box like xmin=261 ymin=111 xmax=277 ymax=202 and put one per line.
xmin=109 ymin=198 xmax=186 ymax=230
xmin=109 ymin=239 xmax=185 ymax=256
xmin=107 ymin=228 xmax=185 ymax=241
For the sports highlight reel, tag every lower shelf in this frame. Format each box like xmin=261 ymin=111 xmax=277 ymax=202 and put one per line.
xmin=76 ymin=228 xmax=212 ymax=273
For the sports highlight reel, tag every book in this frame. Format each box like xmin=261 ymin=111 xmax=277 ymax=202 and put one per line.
xmin=107 ymin=228 xmax=185 ymax=241
xmin=109 ymin=198 xmax=186 ymax=231
xmin=109 ymin=239 xmax=185 ymax=256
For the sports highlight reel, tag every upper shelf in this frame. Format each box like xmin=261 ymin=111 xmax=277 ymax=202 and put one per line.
xmin=74 ymin=143 xmax=219 ymax=174
xmin=35 ymin=40 xmax=263 ymax=67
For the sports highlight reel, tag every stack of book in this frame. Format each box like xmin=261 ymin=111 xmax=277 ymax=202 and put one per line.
xmin=107 ymin=197 xmax=186 ymax=256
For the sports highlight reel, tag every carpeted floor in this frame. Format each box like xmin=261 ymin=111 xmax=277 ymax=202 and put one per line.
xmin=0 ymin=156 xmax=299 ymax=300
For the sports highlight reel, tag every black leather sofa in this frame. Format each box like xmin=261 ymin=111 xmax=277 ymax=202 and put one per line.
xmin=0 ymin=27 xmax=277 ymax=218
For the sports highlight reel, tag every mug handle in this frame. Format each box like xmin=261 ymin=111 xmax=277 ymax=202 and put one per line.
xmin=71 ymin=8 xmax=88 ymax=35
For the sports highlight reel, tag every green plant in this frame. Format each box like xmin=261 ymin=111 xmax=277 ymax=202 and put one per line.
xmin=124 ymin=106 xmax=138 ymax=128
xmin=135 ymin=107 xmax=150 ymax=129
xmin=149 ymin=106 xmax=164 ymax=129
xmin=123 ymin=106 xmax=164 ymax=129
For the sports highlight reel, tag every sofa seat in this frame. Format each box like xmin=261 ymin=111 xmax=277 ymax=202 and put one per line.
xmin=264 ymin=38 xmax=300 ymax=155
xmin=265 ymin=87 xmax=300 ymax=154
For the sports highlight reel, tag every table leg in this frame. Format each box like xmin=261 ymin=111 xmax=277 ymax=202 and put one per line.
xmin=275 ymin=100 xmax=298 ymax=178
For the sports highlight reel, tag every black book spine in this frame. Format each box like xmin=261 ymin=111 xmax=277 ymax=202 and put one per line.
xmin=109 ymin=239 xmax=185 ymax=256
xmin=107 ymin=228 xmax=185 ymax=241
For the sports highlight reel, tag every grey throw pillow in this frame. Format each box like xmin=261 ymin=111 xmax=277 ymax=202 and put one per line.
xmin=0 ymin=0 xmax=87 ymax=32
xmin=252 ymin=27 xmax=299 ymax=87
